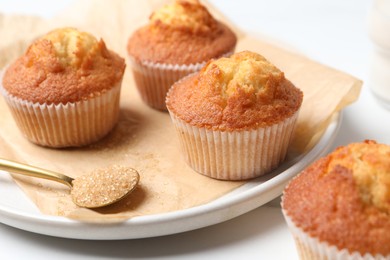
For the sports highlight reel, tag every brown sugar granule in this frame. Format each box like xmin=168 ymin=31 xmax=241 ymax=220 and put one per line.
xmin=71 ymin=165 xmax=139 ymax=208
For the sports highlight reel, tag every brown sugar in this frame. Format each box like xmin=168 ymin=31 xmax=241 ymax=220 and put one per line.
xmin=71 ymin=165 xmax=139 ymax=208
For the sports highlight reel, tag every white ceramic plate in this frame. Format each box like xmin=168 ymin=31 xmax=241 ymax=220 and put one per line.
xmin=0 ymin=113 xmax=341 ymax=240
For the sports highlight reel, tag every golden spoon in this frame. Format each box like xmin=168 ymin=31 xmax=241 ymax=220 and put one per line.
xmin=0 ymin=158 xmax=139 ymax=209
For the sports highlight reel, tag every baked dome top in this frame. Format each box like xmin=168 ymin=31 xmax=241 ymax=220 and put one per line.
xmin=2 ymin=27 xmax=125 ymax=104
xmin=283 ymin=140 xmax=390 ymax=255
xmin=327 ymin=140 xmax=390 ymax=213
xmin=150 ymin=0 xmax=218 ymax=34
xmin=166 ymin=51 xmax=303 ymax=130
xmin=127 ymin=0 xmax=237 ymax=65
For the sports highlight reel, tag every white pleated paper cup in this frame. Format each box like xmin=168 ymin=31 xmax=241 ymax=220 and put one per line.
xmin=0 ymin=80 xmax=122 ymax=148
xmin=281 ymin=205 xmax=390 ymax=260
xmin=167 ymin=109 xmax=299 ymax=180
xmin=128 ymin=50 xmax=234 ymax=111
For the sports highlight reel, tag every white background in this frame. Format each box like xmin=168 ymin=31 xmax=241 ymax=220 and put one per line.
xmin=0 ymin=0 xmax=389 ymax=259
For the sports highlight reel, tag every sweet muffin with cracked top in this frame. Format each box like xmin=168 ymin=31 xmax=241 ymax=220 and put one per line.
xmin=166 ymin=51 xmax=303 ymax=180
xmin=282 ymin=140 xmax=390 ymax=259
xmin=127 ymin=0 xmax=237 ymax=111
xmin=1 ymin=27 xmax=125 ymax=147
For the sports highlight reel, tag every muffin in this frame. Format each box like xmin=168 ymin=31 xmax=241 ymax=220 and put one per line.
xmin=127 ymin=0 xmax=237 ymax=111
xmin=282 ymin=140 xmax=390 ymax=259
xmin=0 ymin=27 xmax=125 ymax=147
xmin=166 ymin=51 xmax=303 ymax=180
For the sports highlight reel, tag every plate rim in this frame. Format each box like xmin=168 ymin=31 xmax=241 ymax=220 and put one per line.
xmin=0 ymin=113 xmax=342 ymax=240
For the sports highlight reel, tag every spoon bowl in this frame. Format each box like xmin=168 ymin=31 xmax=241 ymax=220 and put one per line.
xmin=0 ymin=158 xmax=139 ymax=209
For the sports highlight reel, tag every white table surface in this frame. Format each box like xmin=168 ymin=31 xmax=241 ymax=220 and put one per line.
xmin=0 ymin=0 xmax=389 ymax=259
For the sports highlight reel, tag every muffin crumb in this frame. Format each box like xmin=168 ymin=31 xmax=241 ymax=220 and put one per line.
xmin=42 ymin=28 xmax=100 ymax=68
xmin=201 ymin=51 xmax=284 ymax=99
xmin=327 ymin=140 xmax=390 ymax=213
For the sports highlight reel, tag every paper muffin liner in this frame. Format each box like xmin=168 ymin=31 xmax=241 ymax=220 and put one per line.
xmin=0 ymin=76 xmax=122 ymax=148
xmin=167 ymin=109 xmax=299 ymax=180
xmin=128 ymin=50 xmax=234 ymax=111
xmin=281 ymin=201 xmax=390 ymax=260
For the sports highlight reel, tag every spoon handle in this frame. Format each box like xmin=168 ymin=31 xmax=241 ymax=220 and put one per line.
xmin=0 ymin=158 xmax=74 ymax=188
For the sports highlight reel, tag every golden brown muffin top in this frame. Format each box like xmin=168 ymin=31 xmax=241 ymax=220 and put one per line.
xmin=127 ymin=0 xmax=237 ymax=65
xmin=2 ymin=27 xmax=125 ymax=105
xmin=283 ymin=140 xmax=390 ymax=255
xmin=166 ymin=51 xmax=303 ymax=131
xmin=150 ymin=0 xmax=217 ymax=34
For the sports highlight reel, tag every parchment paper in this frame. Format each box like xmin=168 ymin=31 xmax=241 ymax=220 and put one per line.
xmin=0 ymin=0 xmax=362 ymax=222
